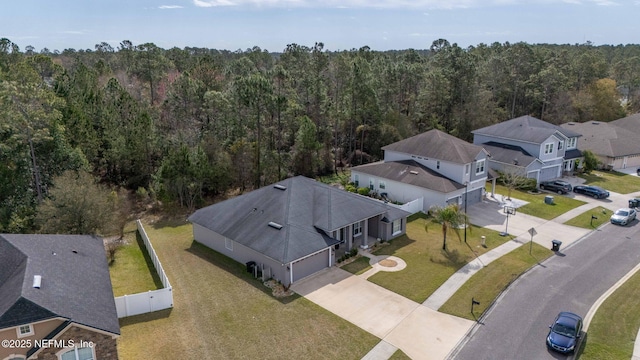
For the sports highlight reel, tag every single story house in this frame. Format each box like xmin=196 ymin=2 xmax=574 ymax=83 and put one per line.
xmin=0 ymin=234 xmax=120 ymax=360
xmin=561 ymin=115 xmax=640 ymax=170
xmin=188 ymin=176 xmax=409 ymax=286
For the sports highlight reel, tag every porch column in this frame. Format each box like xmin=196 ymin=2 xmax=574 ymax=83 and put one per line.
xmin=363 ymin=220 xmax=369 ymax=248
xmin=491 ymin=178 xmax=497 ymax=198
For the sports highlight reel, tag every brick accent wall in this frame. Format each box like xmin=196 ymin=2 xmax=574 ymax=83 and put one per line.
xmin=35 ymin=325 xmax=118 ymax=360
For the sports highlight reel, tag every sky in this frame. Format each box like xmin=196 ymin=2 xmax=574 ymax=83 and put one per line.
xmin=2 ymin=0 xmax=640 ymax=53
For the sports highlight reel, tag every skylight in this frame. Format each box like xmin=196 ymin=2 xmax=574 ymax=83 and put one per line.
xmin=274 ymin=184 xmax=287 ymax=190
xmin=268 ymin=222 xmax=283 ymax=230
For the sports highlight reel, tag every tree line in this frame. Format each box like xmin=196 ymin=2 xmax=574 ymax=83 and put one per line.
xmin=1 ymin=37 xmax=639 ymax=234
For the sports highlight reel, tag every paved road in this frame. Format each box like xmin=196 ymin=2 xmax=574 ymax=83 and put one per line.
xmin=452 ymin=220 xmax=640 ymax=360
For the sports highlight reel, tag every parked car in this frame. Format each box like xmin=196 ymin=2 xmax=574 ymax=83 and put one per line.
xmin=610 ymin=208 xmax=637 ymax=226
xmin=547 ymin=312 xmax=583 ymax=354
xmin=539 ymin=180 xmax=572 ymax=194
xmin=573 ymin=185 xmax=610 ymax=199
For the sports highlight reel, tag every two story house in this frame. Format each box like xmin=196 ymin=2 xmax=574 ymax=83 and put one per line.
xmin=350 ymin=129 xmax=490 ymax=213
xmin=472 ymin=116 xmax=582 ymax=183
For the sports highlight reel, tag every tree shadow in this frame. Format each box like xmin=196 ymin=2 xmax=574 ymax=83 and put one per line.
xmin=430 ymin=249 xmax=467 ymax=269
xmin=185 ymin=240 xmax=300 ymax=304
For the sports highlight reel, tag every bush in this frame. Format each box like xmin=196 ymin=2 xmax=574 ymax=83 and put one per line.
xmin=357 ymin=187 xmax=370 ymax=196
xmin=350 ymin=248 xmax=358 ymax=257
xmin=345 ymin=184 xmax=357 ymax=193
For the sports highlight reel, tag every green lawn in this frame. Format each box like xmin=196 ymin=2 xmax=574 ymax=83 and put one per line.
xmin=109 ymin=226 xmax=163 ymax=297
xmin=488 ymin=183 xmax=586 ymax=220
xmin=563 ymin=206 xmax=612 ymax=229
xmin=367 ymin=213 xmax=510 ymax=303
xmin=579 ymin=268 xmax=640 ymax=359
xmin=117 ymin=220 xmax=379 ymax=360
xmin=439 ymin=243 xmax=553 ymax=320
xmin=389 ymin=349 xmax=412 ymax=359
xmin=340 ymin=256 xmax=372 ymax=275
xmin=580 ymin=170 xmax=640 ymax=194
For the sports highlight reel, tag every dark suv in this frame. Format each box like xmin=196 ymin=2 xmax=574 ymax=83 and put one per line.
xmin=539 ymin=180 xmax=572 ymax=194
xmin=573 ymin=185 xmax=610 ymax=199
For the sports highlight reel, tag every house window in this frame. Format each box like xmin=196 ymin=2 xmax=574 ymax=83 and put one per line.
xmin=225 ymin=238 xmax=233 ymax=251
xmin=17 ymin=324 xmax=33 ymax=338
xmin=436 ymin=160 xmax=440 ymax=169
xmin=354 ymin=174 xmax=359 ymax=187
xmin=369 ymin=179 xmax=374 ymax=190
xmin=379 ymin=181 xmax=386 ymax=190
xmin=558 ymin=141 xmax=563 ymax=150
xmin=59 ymin=347 xmax=94 ymax=360
xmin=475 ymin=160 xmax=485 ymax=175
xmin=544 ymin=143 xmax=553 ymax=155
xmin=353 ymin=222 xmax=362 ymax=237
xmin=567 ymin=138 xmax=577 ymax=148
xmin=465 ymin=164 xmax=470 ymax=175
xmin=392 ymin=219 xmax=402 ymax=235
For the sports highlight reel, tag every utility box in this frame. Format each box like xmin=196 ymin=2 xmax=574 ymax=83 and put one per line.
xmin=551 ymin=240 xmax=562 ymax=252
xmin=545 ymin=195 xmax=554 ymax=205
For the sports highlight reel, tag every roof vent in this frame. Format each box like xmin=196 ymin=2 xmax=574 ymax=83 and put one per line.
xmin=592 ymin=121 xmax=600 ymax=125
xmin=72 ymin=250 xmax=78 ymax=254
xmin=268 ymin=222 xmax=283 ymax=230
xmin=274 ymin=184 xmax=287 ymax=191
xmin=33 ymin=275 xmax=42 ymax=289
xmin=410 ymin=170 xmax=419 ymax=175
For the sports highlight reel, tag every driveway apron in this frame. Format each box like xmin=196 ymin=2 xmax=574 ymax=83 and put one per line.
xmin=291 ymin=267 xmax=474 ymax=360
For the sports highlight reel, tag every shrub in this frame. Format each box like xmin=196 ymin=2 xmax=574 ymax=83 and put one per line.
xmin=350 ymin=248 xmax=358 ymax=257
xmin=357 ymin=187 xmax=370 ymax=196
xmin=345 ymin=184 xmax=357 ymax=193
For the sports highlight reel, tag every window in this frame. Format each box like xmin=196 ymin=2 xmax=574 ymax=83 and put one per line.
xmin=59 ymin=347 xmax=94 ymax=360
xmin=392 ymin=220 xmax=402 ymax=235
xmin=475 ymin=160 xmax=485 ymax=175
xmin=353 ymin=222 xmax=362 ymax=237
xmin=379 ymin=181 xmax=386 ymax=190
xmin=225 ymin=238 xmax=233 ymax=251
xmin=369 ymin=179 xmax=374 ymax=190
xmin=17 ymin=324 xmax=33 ymax=338
xmin=544 ymin=143 xmax=553 ymax=155
xmin=465 ymin=164 xmax=470 ymax=175
xmin=354 ymin=174 xmax=359 ymax=187
xmin=436 ymin=160 xmax=440 ymax=169
xmin=567 ymin=137 xmax=577 ymax=148
xmin=558 ymin=141 xmax=563 ymax=150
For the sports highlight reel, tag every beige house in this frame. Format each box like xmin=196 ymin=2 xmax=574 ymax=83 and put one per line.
xmin=561 ymin=114 xmax=640 ymax=170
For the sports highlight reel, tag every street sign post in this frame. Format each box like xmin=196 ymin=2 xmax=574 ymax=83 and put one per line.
xmin=528 ymin=227 xmax=537 ymax=254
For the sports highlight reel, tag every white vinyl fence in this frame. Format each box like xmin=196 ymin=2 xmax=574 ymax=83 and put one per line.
xmin=114 ymin=220 xmax=173 ymax=318
xmin=393 ymin=197 xmax=423 ymax=215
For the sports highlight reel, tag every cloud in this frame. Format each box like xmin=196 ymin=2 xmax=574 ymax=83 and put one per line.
xmin=159 ymin=5 xmax=184 ymax=9
xmin=191 ymin=0 xmax=627 ymax=8
xmin=194 ymin=0 xmax=237 ymax=7
xmin=60 ymin=30 xmax=86 ymax=35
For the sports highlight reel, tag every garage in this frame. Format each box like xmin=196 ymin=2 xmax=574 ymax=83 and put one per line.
xmin=539 ymin=165 xmax=561 ymax=182
xmin=291 ymin=248 xmax=330 ymax=283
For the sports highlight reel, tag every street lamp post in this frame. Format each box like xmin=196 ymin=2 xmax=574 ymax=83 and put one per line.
xmin=464 ymin=182 xmax=468 ymax=243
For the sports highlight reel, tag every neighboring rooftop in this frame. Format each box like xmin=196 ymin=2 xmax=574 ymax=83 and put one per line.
xmin=352 ymin=160 xmax=465 ymax=193
xmin=188 ymin=176 xmax=409 ymax=265
xmin=382 ymin=129 xmax=486 ymax=164
xmin=561 ymin=121 xmax=640 ymax=157
xmin=481 ymin=143 xmax=540 ymax=168
xmin=0 ymin=234 xmax=120 ymax=335
xmin=473 ymin=115 xmax=581 ymax=144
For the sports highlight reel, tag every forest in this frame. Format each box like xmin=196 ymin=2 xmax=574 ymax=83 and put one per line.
xmin=1 ymin=37 xmax=639 ymax=235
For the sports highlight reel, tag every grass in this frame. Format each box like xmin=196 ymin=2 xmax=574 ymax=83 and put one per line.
xmin=580 ymin=170 xmax=640 ymax=194
xmin=366 ymin=213 xmax=510 ymax=303
xmin=439 ymin=243 xmax=553 ymax=320
xmin=109 ymin=224 xmax=163 ymax=297
xmin=579 ymin=267 xmax=640 ymax=359
xmin=117 ymin=219 xmax=379 ymax=360
xmin=388 ymin=349 xmax=412 ymax=359
xmin=488 ymin=183 xmax=586 ymax=220
xmin=340 ymin=256 xmax=372 ymax=275
xmin=563 ymin=206 xmax=612 ymax=229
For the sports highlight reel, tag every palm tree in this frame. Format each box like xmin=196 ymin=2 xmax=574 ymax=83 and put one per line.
xmin=425 ymin=204 xmax=469 ymax=251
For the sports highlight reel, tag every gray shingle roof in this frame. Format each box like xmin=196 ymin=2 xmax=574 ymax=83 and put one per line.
xmin=560 ymin=121 xmax=640 ymax=157
xmin=482 ymin=144 xmax=539 ymax=168
xmin=0 ymin=234 xmax=120 ymax=335
xmin=188 ymin=176 xmax=409 ymax=264
xmin=382 ymin=129 xmax=486 ymax=164
xmin=473 ymin=115 xmax=581 ymax=144
xmin=351 ymin=160 xmax=465 ymax=193
xmin=610 ymin=113 xmax=640 ymax=133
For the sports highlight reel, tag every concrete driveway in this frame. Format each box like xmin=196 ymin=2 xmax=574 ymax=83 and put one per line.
xmin=291 ymin=267 xmax=474 ymax=360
